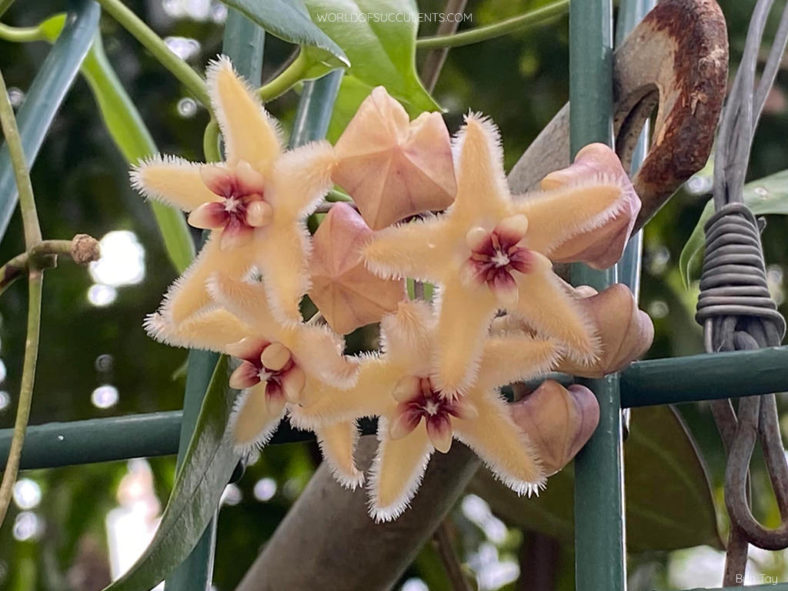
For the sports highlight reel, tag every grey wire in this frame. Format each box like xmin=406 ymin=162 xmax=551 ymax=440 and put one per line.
xmin=697 ymin=0 xmax=788 ymax=565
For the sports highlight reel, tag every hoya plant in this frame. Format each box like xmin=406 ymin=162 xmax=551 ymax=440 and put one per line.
xmin=3 ymin=0 xmax=788 ymax=590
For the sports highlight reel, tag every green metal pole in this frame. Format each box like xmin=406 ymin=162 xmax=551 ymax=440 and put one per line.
xmin=569 ymin=1 xmax=626 ymax=590
xmin=164 ymin=10 xmax=265 ymax=591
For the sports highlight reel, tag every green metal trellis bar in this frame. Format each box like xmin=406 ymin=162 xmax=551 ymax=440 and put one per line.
xmin=6 ymin=347 xmax=788 ymax=470
xmin=568 ymin=1 xmax=626 ymax=590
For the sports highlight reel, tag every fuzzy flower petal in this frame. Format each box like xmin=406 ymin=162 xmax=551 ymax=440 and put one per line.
xmin=314 ymin=420 xmax=364 ymax=490
xmin=309 ymin=203 xmax=406 ymax=334
xmin=530 ymin=143 xmax=640 ymax=268
xmin=453 ymin=390 xmax=544 ymax=495
xmin=130 ymin=155 xmax=218 ymax=211
xmin=369 ymin=418 xmax=433 ymax=522
xmin=290 ymin=300 xmax=555 ymax=520
xmin=333 ymin=87 xmax=456 ymax=229
xmin=207 ymin=56 xmax=282 ymax=174
xmin=364 ymin=115 xmax=610 ymax=395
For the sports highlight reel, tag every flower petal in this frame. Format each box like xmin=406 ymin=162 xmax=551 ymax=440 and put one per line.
xmin=230 ymin=383 xmax=286 ymax=452
xmin=369 ymin=418 xmax=433 ymax=522
xmin=425 ymin=414 xmax=453 ymax=453
xmin=513 ymin=254 xmax=598 ymax=363
xmin=292 ymin=358 xmax=397 ymax=425
xmin=206 ymin=56 xmax=281 ymax=174
xmin=432 ymin=277 xmax=498 ymax=396
xmin=290 ymin=323 xmax=358 ymax=388
xmin=477 ymin=335 xmax=560 ymax=389
xmin=450 ymin=114 xmax=511 ymax=227
xmin=453 ymin=389 xmax=544 ymax=495
xmin=268 ymin=141 xmax=336 ymax=219
xmin=254 ymin=222 xmax=312 ymax=322
xmin=515 ymin=183 xmax=624 ymax=257
xmin=229 ymin=361 xmax=260 ymax=389
xmin=160 ymin=234 xmax=255 ymax=324
xmin=144 ymin=306 xmax=251 ymax=351
xmin=206 ymin=273 xmax=280 ymax=337
xmin=378 ymin=300 xmax=436 ymax=375
xmin=130 ymin=154 xmax=218 ymax=212
xmin=362 ymin=217 xmax=453 ymax=283
xmin=313 ymin=420 xmax=364 ymax=490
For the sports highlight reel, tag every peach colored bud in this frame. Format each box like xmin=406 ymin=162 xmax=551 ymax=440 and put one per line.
xmin=557 ymin=283 xmax=653 ymax=378
xmin=309 ymin=203 xmax=406 ymax=334
xmin=333 ymin=87 xmax=456 ymax=229
xmin=510 ymin=380 xmax=599 ymax=476
xmin=541 ymin=143 xmax=641 ymax=269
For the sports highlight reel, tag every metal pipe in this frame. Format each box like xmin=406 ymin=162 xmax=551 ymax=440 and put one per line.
xmin=568 ymin=0 xmax=625 ymax=589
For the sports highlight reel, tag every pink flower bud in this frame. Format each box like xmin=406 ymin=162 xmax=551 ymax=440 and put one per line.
xmin=309 ymin=203 xmax=406 ymax=334
xmin=333 ymin=87 xmax=456 ymax=229
xmin=510 ymin=380 xmax=599 ymax=476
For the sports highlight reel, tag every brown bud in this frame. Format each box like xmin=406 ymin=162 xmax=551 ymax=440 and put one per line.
xmin=557 ymin=283 xmax=653 ymax=378
xmin=510 ymin=380 xmax=599 ymax=476
xmin=70 ymin=234 xmax=100 ymax=265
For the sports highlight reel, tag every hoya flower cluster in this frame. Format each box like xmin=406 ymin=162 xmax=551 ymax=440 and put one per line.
xmin=133 ymin=57 xmax=651 ymax=521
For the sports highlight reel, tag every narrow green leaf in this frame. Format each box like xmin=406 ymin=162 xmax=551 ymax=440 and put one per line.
xmin=0 ymin=0 xmax=99 ymax=241
xmin=79 ymin=32 xmax=195 ymax=273
xmin=102 ymin=356 xmax=240 ymax=591
xmin=305 ymin=0 xmax=440 ymax=114
xmin=679 ymin=169 xmax=788 ymax=288
xmin=218 ymin=0 xmax=349 ymax=68
xmin=35 ymin=14 xmax=195 ymax=273
xmin=471 ymin=406 xmax=722 ymax=552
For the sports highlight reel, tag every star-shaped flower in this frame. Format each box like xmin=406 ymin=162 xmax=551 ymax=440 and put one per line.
xmin=131 ymin=56 xmax=336 ymax=325
xmin=145 ymin=273 xmax=358 ymax=456
xmin=363 ymin=115 xmax=627 ymax=395
xmin=309 ymin=202 xmax=407 ymax=334
xmin=291 ymin=300 xmax=559 ymax=521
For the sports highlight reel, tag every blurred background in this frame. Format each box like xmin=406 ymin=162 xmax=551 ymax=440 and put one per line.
xmin=2 ymin=0 xmax=788 ymax=589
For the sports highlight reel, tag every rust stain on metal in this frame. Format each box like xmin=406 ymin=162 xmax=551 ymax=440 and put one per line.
xmin=614 ymin=0 xmax=728 ymax=230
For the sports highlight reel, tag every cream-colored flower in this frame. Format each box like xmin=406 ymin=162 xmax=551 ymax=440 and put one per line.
xmin=363 ymin=115 xmax=627 ymax=395
xmin=146 ymin=273 xmax=358 ymax=468
xmin=291 ymin=300 xmax=559 ymax=521
xmin=132 ymin=56 xmax=336 ymax=326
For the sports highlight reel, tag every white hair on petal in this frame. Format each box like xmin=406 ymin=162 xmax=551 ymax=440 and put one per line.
xmin=205 ymin=55 xmax=283 ymax=158
xmin=315 ymin=421 xmax=365 ymax=491
xmin=228 ymin=387 xmax=284 ymax=455
xmin=367 ymin=418 xmax=434 ymax=523
xmin=128 ymin=153 xmax=208 ymax=205
xmin=360 ymin=218 xmax=439 ymax=283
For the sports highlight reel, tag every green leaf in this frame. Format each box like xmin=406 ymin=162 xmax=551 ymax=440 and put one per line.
xmin=679 ymin=169 xmax=788 ymax=288
xmin=218 ymin=0 xmax=349 ymax=68
xmin=305 ymin=0 xmax=440 ymax=114
xmin=102 ymin=356 xmax=241 ymax=591
xmin=34 ymin=15 xmax=195 ymax=273
xmin=471 ymin=406 xmax=722 ymax=552
xmin=0 ymin=1 xmax=99 ymax=241
xmin=81 ymin=33 xmax=195 ymax=273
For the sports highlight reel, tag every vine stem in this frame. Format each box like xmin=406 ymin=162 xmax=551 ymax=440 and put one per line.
xmin=95 ymin=0 xmax=210 ymax=106
xmin=0 ymin=22 xmax=43 ymax=43
xmin=0 ymin=67 xmax=44 ymax=527
xmin=259 ymin=50 xmax=309 ymax=102
xmin=416 ymin=0 xmax=569 ymax=49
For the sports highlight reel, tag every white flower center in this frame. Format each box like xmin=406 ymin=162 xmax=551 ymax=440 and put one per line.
xmin=258 ymin=368 xmax=273 ymax=382
xmin=491 ymin=250 xmax=510 ymax=268
xmin=224 ymin=197 xmax=241 ymax=213
xmin=423 ymin=400 xmax=440 ymax=416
